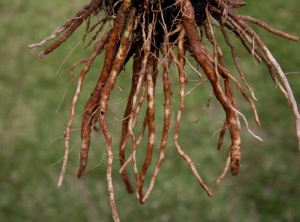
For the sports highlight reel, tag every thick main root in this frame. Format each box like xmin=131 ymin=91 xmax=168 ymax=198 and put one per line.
xmin=29 ymin=0 xmax=299 ymax=221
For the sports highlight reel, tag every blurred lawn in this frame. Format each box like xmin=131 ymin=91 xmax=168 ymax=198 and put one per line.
xmin=1 ymin=1 xmax=300 ymax=221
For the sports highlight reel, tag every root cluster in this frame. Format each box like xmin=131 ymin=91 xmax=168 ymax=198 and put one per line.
xmin=29 ymin=0 xmax=300 ymax=221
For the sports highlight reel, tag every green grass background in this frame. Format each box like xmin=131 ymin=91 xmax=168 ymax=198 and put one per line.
xmin=1 ymin=1 xmax=300 ymax=221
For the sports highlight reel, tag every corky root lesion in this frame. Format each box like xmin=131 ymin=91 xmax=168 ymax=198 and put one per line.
xmin=29 ymin=0 xmax=300 ymax=221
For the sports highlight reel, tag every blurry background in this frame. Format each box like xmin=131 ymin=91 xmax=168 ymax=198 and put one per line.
xmin=1 ymin=0 xmax=300 ymax=221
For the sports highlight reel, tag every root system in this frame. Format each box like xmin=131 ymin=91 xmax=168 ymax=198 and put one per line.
xmin=29 ymin=0 xmax=300 ymax=221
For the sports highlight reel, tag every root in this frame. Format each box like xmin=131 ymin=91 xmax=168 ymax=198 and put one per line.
xmin=30 ymin=0 xmax=300 ymax=220
xmin=57 ymin=30 xmax=111 ymax=188
xmin=30 ymin=0 xmax=103 ymax=58
xmin=172 ymin=25 xmax=213 ymax=197
xmin=77 ymin=0 xmax=132 ymax=179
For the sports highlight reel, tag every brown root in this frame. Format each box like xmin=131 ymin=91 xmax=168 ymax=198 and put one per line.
xmin=29 ymin=0 xmax=300 ymax=220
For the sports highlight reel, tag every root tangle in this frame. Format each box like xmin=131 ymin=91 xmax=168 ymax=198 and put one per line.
xmin=29 ymin=0 xmax=299 ymax=221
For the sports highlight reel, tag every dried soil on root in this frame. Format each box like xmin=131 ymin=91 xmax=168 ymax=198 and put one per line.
xmin=29 ymin=0 xmax=300 ymax=221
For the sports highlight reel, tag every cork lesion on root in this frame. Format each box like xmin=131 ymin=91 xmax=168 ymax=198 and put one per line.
xmin=29 ymin=0 xmax=300 ymax=221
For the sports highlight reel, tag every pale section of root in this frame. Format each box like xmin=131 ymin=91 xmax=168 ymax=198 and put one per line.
xmin=28 ymin=25 xmax=66 ymax=49
xmin=180 ymin=0 xmax=245 ymax=179
xmin=204 ymin=14 xmax=260 ymax=126
xmin=184 ymin=56 xmax=203 ymax=79
xmin=233 ymin=17 xmax=300 ymax=151
xmin=226 ymin=14 xmax=290 ymax=101
xmin=57 ymin=41 xmax=81 ymax=74
xmin=28 ymin=3 xmax=97 ymax=49
xmin=216 ymin=149 xmax=231 ymax=184
xmin=240 ymin=15 xmax=299 ymax=42
xmin=171 ymin=22 xmax=213 ymax=197
xmin=99 ymin=116 xmax=120 ymax=222
xmin=31 ymin=0 xmax=102 ymax=58
xmin=219 ymin=23 xmax=258 ymax=101
xmin=125 ymin=12 xmax=156 ymax=198
xmin=217 ymin=9 xmax=299 ymax=152
xmin=119 ymin=84 xmax=147 ymax=174
xmin=137 ymin=7 xmax=178 ymax=201
xmin=173 ymin=59 xmax=213 ymax=197
xmin=57 ymin=31 xmax=110 ymax=189
xmin=232 ymin=107 xmax=263 ymax=142
xmin=128 ymin=71 xmax=146 ymax=198
xmin=119 ymin=68 xmax=148 ymax=175
xmin=77 ymin=0 xmax=131 ymax=179
xmin=217 ymin=120 xmax=228 ymax=150
xmin=142 ymin=26 xmax=183 ymax=204
xmin=262 ymin=48 xmax=300 ymax=152
xmin=119 ymin=49 xmax=142 ymax=193
xmin=97 ymin=4 xmax=135 ymax=222
xmin=138 ymin=54 xmax=156 ymax=201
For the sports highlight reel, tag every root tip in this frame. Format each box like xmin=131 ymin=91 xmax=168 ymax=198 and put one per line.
xmin=38 ymin=52 xmax=46 ymax=58
xmin=77 ymin=169 xmax=84 ymax=179
xmin=231 ymin=169 xmax=240 ymax=176
xmin=207 ymin=192 xmax=213 ymax=197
